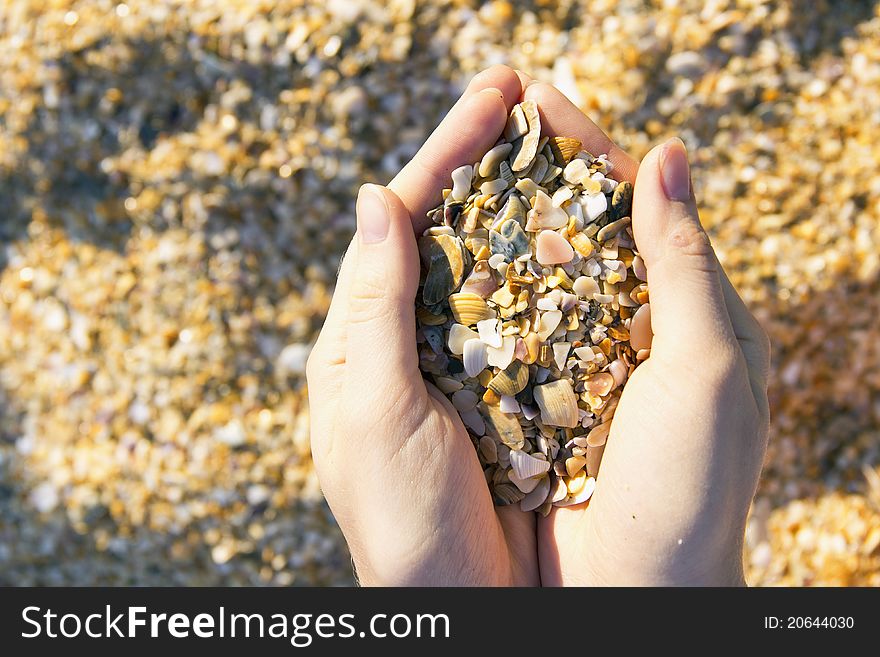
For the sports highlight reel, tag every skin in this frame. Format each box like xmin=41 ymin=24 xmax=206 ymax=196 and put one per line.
xmin=306 ymin=65 xmax=770 ymax=586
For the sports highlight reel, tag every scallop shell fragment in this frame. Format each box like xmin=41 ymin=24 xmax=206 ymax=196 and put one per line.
xmin=487 ymin=360 xmax=529 ymax=397
xmin=448 ymin=293 xmax=495 ymax=326
xmin=534 ymin=379 xmax=579 ymax=428
xmin=480 ymin=402 xmax=525 ymax=450
xmin=548 ymin=137 xmax=582 ymax=164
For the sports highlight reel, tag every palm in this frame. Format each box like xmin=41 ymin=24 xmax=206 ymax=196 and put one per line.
xmin=537 ymin=352 xmax=760 ymax=585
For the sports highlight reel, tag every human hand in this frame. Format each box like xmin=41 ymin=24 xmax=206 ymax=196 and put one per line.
xmin=519 ymin=80 xmax=771 ymax=585
xmin=307 ymin=67 xmax=541 ymax=586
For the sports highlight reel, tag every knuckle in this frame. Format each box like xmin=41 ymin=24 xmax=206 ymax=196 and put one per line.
xmin=667 ymin=220 xmax=715 ymax=267
xmin=347 ymin=277 xmax=390 ymax=324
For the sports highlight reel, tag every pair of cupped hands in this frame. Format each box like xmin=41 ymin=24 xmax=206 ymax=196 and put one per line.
xmin=307 ymin=66 xmax=770 ymax=586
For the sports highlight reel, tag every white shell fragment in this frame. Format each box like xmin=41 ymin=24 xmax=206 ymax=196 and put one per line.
xmin=450 ymin=164 xmax=473 ymax=202
xmin=415 ymin=99 xmax=646 ymax=516
xmin=462 ymin=338 xmax=488 ymax=377
xmin=477 ymin=318 xmax=503 ymax=348
xmin=511 ymin=100 xmax=541 ymax=172
xmin=527 ymin=190 xmax=569 ymax=230
xmin=479 ymin=143 xmax=514 ymax=178
xmin=487 ymin=335 xmax=516 ymax=369
xmin=584 ymin=192 xmax=608 ymax=221
xmin=448 ymin=323 xmax=479 ymax=355
xmin=520 ymin=475 xmax=551 ymax=512
xmin=509 ymin=449 xmax=551 ymax=480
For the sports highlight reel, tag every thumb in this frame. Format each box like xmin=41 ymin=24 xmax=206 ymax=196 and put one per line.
xmin=345 ymin=183 xmax=421 ymax=388
xmin=631 ymin=138 xmax=736 ymax=360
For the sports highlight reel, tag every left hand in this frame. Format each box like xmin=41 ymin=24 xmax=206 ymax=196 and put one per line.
xmin=306 ymin=66 xmax=540 ymax=586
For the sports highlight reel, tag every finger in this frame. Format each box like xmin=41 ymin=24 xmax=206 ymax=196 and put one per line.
xmin=313 ymin=64 xmax=524 ymax=377
xmin=717 ymin=261 xmax=771 ymax=414
xmin=514 ymin=68 xmax=534 ymax=92
xmin=462 ymin=64 xmax=524 ymax=105
xmin=308 ymin=238 xmax=357 ymax=377
xmin=390 ymin=68 xmax=523 ymax=231
xmin=523 ymin=81 xmax=639 ymax=182
xmin=345 ymin=184 xmax=422 ymax=390
xmin=631 ymin=138 xmax=737 ymax=359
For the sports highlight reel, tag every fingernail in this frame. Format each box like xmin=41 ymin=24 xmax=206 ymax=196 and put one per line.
xmin=659 ymin=138 xmax=691 ymax=202
xmin=514 ymin=69 xmax=537 ymax=88
xmin=356 ymin=184 xmax=390 ymax=244
xmin=479 ymin=86 xmax=504 ymax=101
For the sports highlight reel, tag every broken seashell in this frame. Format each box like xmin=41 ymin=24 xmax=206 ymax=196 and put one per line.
xmin=526 ymin=189 xmax=569 ymax=230
xmin=487 ymin=335 xmax=517 ymax=369
xmin=596 ymin=216 xmax=631 ymax=242
xmin=479 ymin=143 xmax=514 ymax=178
xmin=503 ymin=103 xmax=528 ymax=141
xmin=508 ymin=468 xmax=540 ymax=494
xmin=511 ymin=100 xmax=541 ymax=172
xmin=586 ymin=421 xmax=610 ymax=477
xmin=488 ymin=360 xmax=529 ymax=397
xmin=609 ymin=358 xmax=628 ymax=388
xmin=610 ymin=181 xmax=633 ymax=221
xmin=510 ymin=449 xmax=551 ymax=481
xmin=490 ymin=219 xmax=530 ymax=262
xmin=569 ymin=232 xmax=595 ymax=257
xmin=565 ymin=455 xmax=587 ymax=478
xmin=584 ymin=372 xmax=615 ymax=397
xmin=555 ymin=475 xmax=596 ymax=507
xmin=476 ymin=318 xmax=503 ymax=348
xmin=566 ymin=469 xmax=588 ymax=495
xmin=494 ymin=483 xmax=525 ymax=505
xmin=499 ymin=394 xmax=521 ymax=414
xmin=480 ymin=402 xmax=525 ymax=450
xmin=480 ymin=178 xmax=508 ymax=196
xmin=519 ymin=474 xmax=551 ymax=512
xmin=632 ymin=254 xmax=647 ymax=281
xmin=447 ymin=323 xmax=479 ymax=355
xmin=450 ymin=164 xmax=473 ymax=201
xmin=562 ymin=158 xmax=590 ymax=186
xmin=460 ymin=260 xmax=498 ymax=298
xmin=536 ymin=310 xmax=563 ymax=341
xmin=527 ymin=154 xmax=549 ymax=184
xmin=536 ymin=230 xmax=574 ymax=265
xmin=419 ymin=233 xmax=467 ymax=305
xmin=495 ymin=194 xmax=526 ymax=226
xmin=629 ymin=303 xmax=652 ymax=351
xmin=548 ymin=136 xmax=582 ymax=164
xmin=449 ymin=292 xmax=495 ymax=325
xmin=552 ymin=342 xmax=570 ymax=371
xmin=479 ymin=435 xmax=498 ymax=463
xmin=551 ymin=185 xmax=573 ymax=207
xmin=452 ymin=389 xmax=479 ymax=412
xmin=533 ymin=379 xmax=579 ymax=427
xmin=583 ymin=192 xmax=608 ymax=221
xmin=462 ymin=338 xmax=489 ymax=377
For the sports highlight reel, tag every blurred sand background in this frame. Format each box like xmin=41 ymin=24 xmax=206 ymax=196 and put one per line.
xmin=0 ymin=0 xmax=878 ymax=586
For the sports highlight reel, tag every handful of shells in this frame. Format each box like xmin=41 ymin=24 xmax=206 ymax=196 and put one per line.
xmin=415 ymin=100 xmax=652 ymax=516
